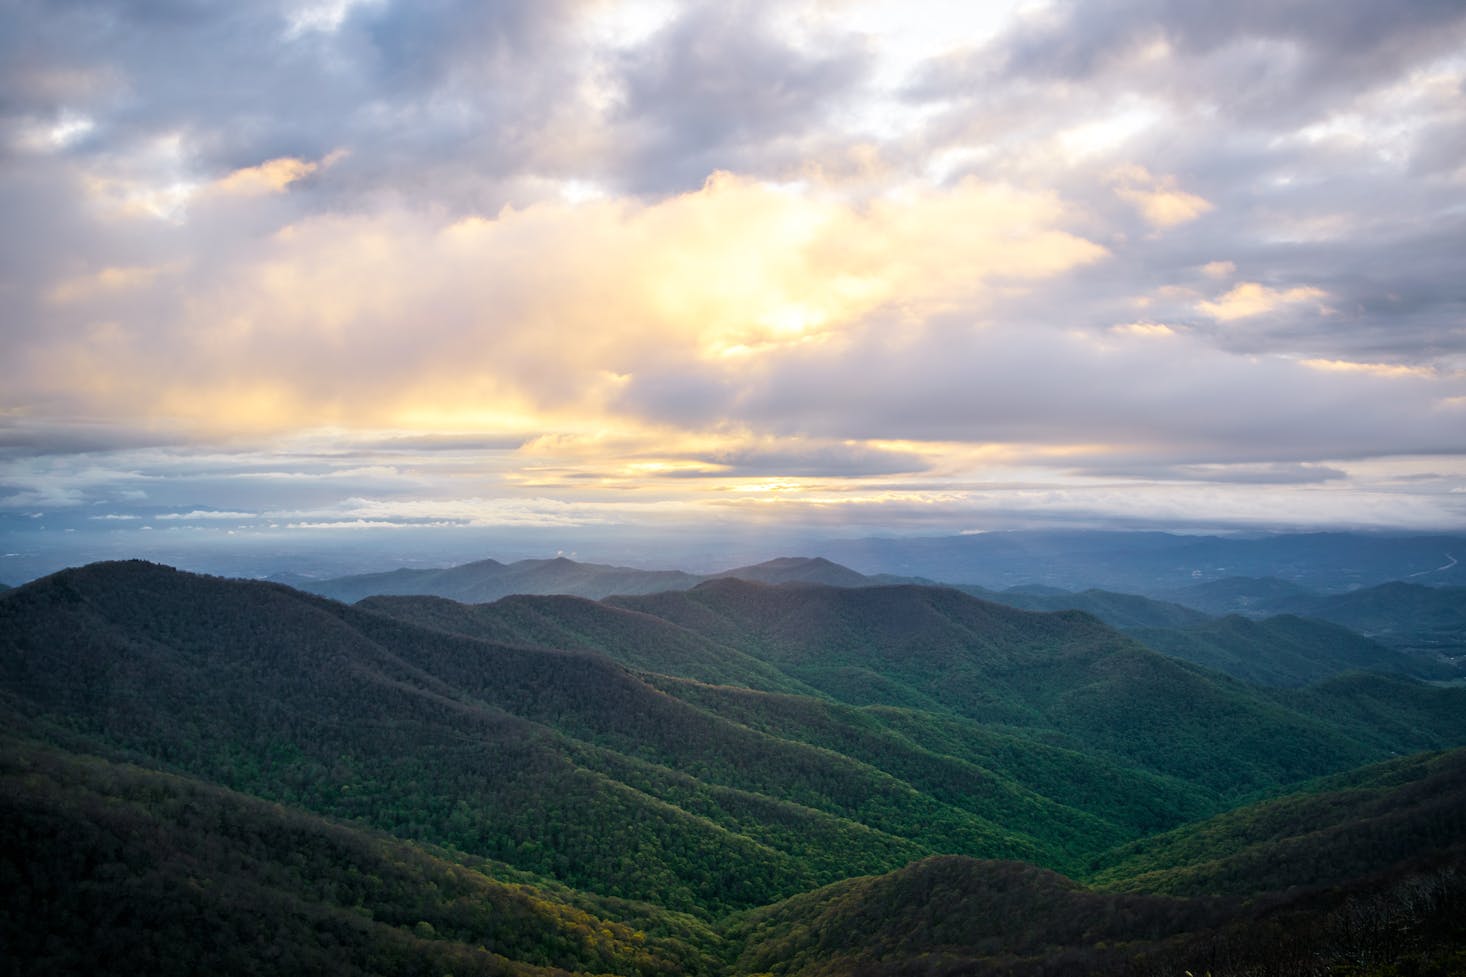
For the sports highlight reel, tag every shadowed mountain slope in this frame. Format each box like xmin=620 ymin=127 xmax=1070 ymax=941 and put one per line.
xmin=3 ymin=561 xmax=1207 ymax=908
xmin=1 ymin=734 xmax=718 ymax=977
xmin=1089 ymin=747 xmax=1466 ymax=897
xmin=1128 ymin=614 xmax=1453 ymax=686
xmin=7 ymin=561 xmax=1466 ymax=975
xmin=294 ymin=555 xmax=886 ymax=606
xmin=955 ymin=584 xmax=1214 ymax=630
xmin=1164 ymin=578 xmax=1466 ymax=661
xmin=609 ymin=579 xmax=1458 ymax=796
xmin=293 ymin=556 xmax=703 ymax=605
xmin=356 ymin=591 xmax=817 ymax=695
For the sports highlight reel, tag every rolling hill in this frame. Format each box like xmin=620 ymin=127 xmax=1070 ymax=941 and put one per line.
xmin=7 ymin=560 xmax=1466 ymax=975
xmin=1163 ymin=577 xmax=1466 ymax=666
xmin=1127 ymin=613 xmax=1454 ymax=686
xmin=289 ymin=554 xmax=895 ymax=605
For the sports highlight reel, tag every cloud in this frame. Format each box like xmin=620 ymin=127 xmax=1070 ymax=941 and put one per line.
xmin=1110 ymin=322 xmax=1176 ymax=338
xmin=1300 ymin=358 xmax=1438 ymax=380
xmin=211 ymin=151 xmax=346 ymax=197
xmin=612 ymin=318 xmax=1466 ymax=466
xmin=4 ymin=0 xmax=1466 ymax=545
xmin=1197 ymin=282 xmax=1329 ymax=321
xmin=1109 ymin=165 xmax=1212 ymax=228
xmin=988 ymin=0 xmax=1466 ymax=124
xmin=1087 ymin=462 xmax=1350 ymax=485
xmin=4 ymin=171 xmax=1106 ymax=433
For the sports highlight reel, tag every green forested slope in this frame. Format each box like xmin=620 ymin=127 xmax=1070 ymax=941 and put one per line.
xmin=0 ymin=561 xmax=1173 ymax=908
xmin=6 ymin=561 xmax=1466 ymax=976
xmin=357 ymin=591 xmax=816 ymax=693
xmin=611 ymin=579 xmax=1452 ymax=796
xmin=1089 ymin=747 xmax=1466 ymax=896
xmin=0 ymin=734 xmax=719 ymax=977
xmin=954 ymin=584 xmax=1214 ymax=629
xmin=298 ymin=556 xmax=704 ymax=605
xmin=1128 ymin=613 xmax=1453 ymax=685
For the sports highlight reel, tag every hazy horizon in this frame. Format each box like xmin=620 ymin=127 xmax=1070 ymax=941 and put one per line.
xmin=5 ymin=1 xmax=1466 ymax=581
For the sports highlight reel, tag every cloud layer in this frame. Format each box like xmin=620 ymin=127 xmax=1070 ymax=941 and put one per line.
xmin=4 ymin=0 xmax=1466 ymax=572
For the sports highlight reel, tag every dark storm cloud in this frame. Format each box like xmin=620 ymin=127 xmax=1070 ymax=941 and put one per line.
xmin=989 ymin=0 xmax=1466 ymax=121
xmin=894 ymin=0 xmax=1466 ymax=370
xmin=1 ymin=0 xmax=594 ymax=210
xmin=612 ymin=3 xmax=872 ymax=191
xmin=0 ymin=419 xmax=192 ymax=457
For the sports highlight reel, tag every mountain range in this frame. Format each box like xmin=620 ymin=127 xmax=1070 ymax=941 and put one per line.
xmin=4 ymin=557 xmax=1465 ymax=974
xmin=279 ymin=554 xmax=891 ymax=605
xmin=287 ymin=551 xmax=1463 ymax=687
xmin=812 ymin=530 xmax=1466 ymax=592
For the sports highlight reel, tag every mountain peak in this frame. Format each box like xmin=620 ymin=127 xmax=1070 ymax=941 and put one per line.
xmin=715 ymin=556 xmax=870 ymax=588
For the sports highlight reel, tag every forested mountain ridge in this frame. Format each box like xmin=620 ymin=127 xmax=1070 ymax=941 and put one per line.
xmin=1089 ymin=747 xmax=1466 ymax=896
xmin=299 ymin=550 xmax=1463 ymax=685
xmin=1127 ymin=613 xmax=1453 ymax=686
xmin=607 ymin=579 xmax=1446 ymax=794
xmin=291 ymin=554 xmax=889 ymax=605
xmin=1161 ymin=577 xmax=1466 ymax=659
xmin=1 ymin=734 xmax=719 ymax=977
xmin=6 ymin=559 xmax=1466 ymax=975
xmin=812 ymin=530 xmax=1466 ymax=591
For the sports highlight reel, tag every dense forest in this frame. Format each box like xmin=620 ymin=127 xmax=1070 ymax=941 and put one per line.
xmin=3 ymin=560 xmax=1464 ymax=975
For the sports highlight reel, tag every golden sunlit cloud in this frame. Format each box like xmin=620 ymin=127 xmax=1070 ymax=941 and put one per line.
xmin=211 ymin=150 xmax=346 ymax=197
xmin=1301 ymin=358 xmax=1435 ymax=379
xmin=47 ymin=264 xmax=174 ymax=304
xmin=1197 ymin=282 xmax=1329 ymax=321
xmin=1109 ymin=164 xmax=1213 ymax=228
xmin=22 ymin=171 xmax=1107 ymax=437
xmin=1110 ymin=322 xmax=1177 ymax=338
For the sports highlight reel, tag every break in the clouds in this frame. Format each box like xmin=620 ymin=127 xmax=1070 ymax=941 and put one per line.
xmin=3 ymin=0 xmax=1466 ymax=574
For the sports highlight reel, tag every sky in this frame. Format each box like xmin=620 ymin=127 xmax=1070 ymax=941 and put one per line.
xmin=3 ymin=0 xmax=1466 ymax=578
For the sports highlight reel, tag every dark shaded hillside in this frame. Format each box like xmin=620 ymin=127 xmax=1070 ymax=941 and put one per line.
xmin=955 ymin=585 xmax=1214 ymax=630
xmin=1091 ymin=747 xmax=1466 ymax=897
xmin=357 ymin=591 xmax=817 ymax=694
xmin=610 ymin=579 xmax=1454 ymax=796
xmin=727 ymin=853 xmax=1466 ymax=977
xmin=10 ymin=730 xmax=1466 ymax=977
xmin=651 ymin=677 xmax=1214 ymax=842
xmin=1161 ymin=575 xmax=1318 ymax=615
xmin=941 ymin=585 xmax=1450 ymax=685
xmin=361 ymin=591 xmax=1228 ymax=859
xmin=1163 ymin=578 xmax=1466 ymax=664
xmin=1128 ymin=614 xmax=1451 ymax=686
xmin=7 ymin=561 xmax=1466 ymax=976
xmin=296 ymin=556 xmax=703 ymax=605
xmin=297 ymin=554 xmax=883 ymax=605
xmin=730 ymin=751 xmax=1466 ymax=977
xmin=711 ymin=557 xmax=874 ymax=588
xmin=0 ymin=735 xmax=717 ymax=977
xmin=727 ymin=855 xmax=1221 ymax=977
xmin=1 ymin=561 xmax=1156 ymax=909
xmin=1281 ymin=672 xmax=1466 ymax=757
xmin=0 ymin=562 xmax=902 ymax=912
xmin=1289 ymin=581 xmax=1466 ymax=660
